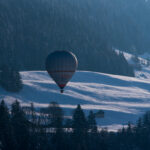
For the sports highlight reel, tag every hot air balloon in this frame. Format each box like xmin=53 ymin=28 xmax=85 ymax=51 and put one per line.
xmin=45 ymin=51 xmax=78 ymax=93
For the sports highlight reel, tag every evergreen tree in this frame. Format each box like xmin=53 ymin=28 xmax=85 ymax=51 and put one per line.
xmin=47 ymin=101 xmax=64 ymax=128
xmin=87 ymin=111 xmax=99 ymax=150
xmin=0 ymin=65 xmax=12 ymax=91
xmin=98 ymin=129 xmax=108 ymax=150
xmin=11 ymin=100 xmax=30 ymax=150
xmin=0 ymin=65 xmax=23 ymax=92
xmin=11 ymin=68 xmax=23 ymax=92
xmin=0 ymin=100 xmax=14 ymax=150
xmin=137 ymin=117 xmax=142 ymax=129
xmin=88 ymin=110 xmax=97 ymax=133
xmin=0 ymin=141 xmax=2 ymax=150
xmin=118 ymin=52 xmax=135 ymax=76
xmin=28 ymin=103 xmax=38 ymax=150
xmin=36 ymin=115 xmax=48 ymax=150
xmin=47 ymin=102 xmax=65 ymax=150
xmin=143 ymin=111 xmax=150 ymax=127
xmin=131 ymin=55 xmax=142 ymax=70
xmin=72 ymin=104 xmax=88 ymax=150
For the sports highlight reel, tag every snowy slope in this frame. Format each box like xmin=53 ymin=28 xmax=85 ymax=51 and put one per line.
xmin=116 ymin=49 xmax=150 ymax=80
xmin=1 ymin=70 xmax=150 ymax=131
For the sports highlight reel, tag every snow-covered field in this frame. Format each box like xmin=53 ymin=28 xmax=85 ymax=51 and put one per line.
xmin=1 ymin=51 xmax=150 ymax=131
xmin=1 ymin=70 xmax=150 ymax=131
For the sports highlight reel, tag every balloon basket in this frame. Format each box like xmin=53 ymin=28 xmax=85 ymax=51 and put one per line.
xmin=60 ymin=89 xmax=64 ymax=93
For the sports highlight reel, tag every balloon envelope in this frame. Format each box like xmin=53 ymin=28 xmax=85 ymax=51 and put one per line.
xmin=45 ymin=51 xmax=78 ymax=93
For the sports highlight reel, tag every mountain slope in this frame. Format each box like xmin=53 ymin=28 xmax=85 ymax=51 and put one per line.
xmin=1 ymin=70 xmax=150 ymax=131
xmin=1 ymin=0 xmax=150 ymax=71
xmin=116 ymin=50 xmax=150 ymax=80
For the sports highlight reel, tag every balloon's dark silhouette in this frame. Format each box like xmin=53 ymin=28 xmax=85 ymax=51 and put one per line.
xmin=46 ymin=51 xmax=78 ymax=93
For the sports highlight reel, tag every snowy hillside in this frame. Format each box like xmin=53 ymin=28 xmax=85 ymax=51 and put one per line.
xmin=1 ymin=69 xmax=150 ymax=131
xmin=116 ymin=50 xmax=150 ymax=80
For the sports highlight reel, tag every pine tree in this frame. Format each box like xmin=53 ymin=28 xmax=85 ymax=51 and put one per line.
xmin=0 ymin=65 xmax=11 ymax=91
xmin=47 ymin=102 xmax=65 ymax=150
xmin=87 ymin=111 xmax=99 ymax=150
xmin=143 ymin=111 xmax=150 ymax=127
xmin=88 ymin=110 xmax=97 ymax=133
xmin=119 ymin=52 xmax=135 ymax=77
xmin=0 ymin=65 xmax=23 ymax=92
xmin=0 ymin=141 xmax=3 ymax=150
xmin=28 ymin=103 xmax=38 ymax=150
xmin=11 ymin=100 xmax=30 ymax=150
xmin=137 ymin=117 xmax=142 ymax=129
xmin=47 ymin=101 xmax=64 ymax=128
xmin=72 ymin=104 xmax=88 ymax=136
xmin=131 ymin=55 xmax=142 ymax=70
xmin=36 ymin=115 xmax=48 ymax=150
xmin=0 ymin=100 xmax=14 ymax=150
xmin=72 ymin=104 xmax=88 ymax=150
xmin=11 ymin=69 xmax=23 ymax=92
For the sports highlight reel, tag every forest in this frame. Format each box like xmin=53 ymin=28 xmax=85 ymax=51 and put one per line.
xmin=1 ymin=0 xmax=150 ymax=75
xmin=1 ymin=100 xmax=150 ymax=150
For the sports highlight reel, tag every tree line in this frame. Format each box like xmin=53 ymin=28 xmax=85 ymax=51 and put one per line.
xmin=1 ymin=100 xmax=150 ymax=150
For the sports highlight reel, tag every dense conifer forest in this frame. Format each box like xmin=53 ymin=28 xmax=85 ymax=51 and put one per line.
xmin=0 ymin=65 xmax=23 ymax=92
xmin=1 ymin=100 xmax=150 ymax=150
xmin=1 ymin=0 xmax=150 ymax=76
